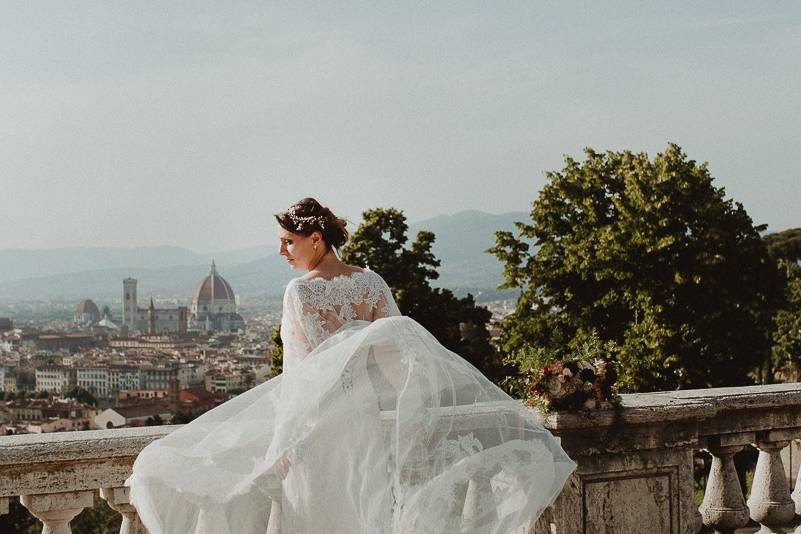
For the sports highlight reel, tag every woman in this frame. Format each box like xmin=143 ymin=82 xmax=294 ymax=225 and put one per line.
xmin=126 ymin=198 xmax=575 ymax=534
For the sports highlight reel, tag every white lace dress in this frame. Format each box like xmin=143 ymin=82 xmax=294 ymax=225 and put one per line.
xmin=125 ymin=268 xmax=575 ymax=534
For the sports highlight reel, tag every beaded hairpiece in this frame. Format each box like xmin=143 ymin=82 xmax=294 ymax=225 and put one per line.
xmin=285 ymin=205 xmax=326 ymax=230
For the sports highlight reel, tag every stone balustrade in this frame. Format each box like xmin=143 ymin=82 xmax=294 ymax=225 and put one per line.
xmin=539 ymin=383 xmax=801 ymax=534
xmin=1 ymin=383 xmax=800 ymax=533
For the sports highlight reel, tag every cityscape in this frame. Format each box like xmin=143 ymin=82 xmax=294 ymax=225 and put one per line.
xmin=0 ymin=255 xmax=514 ymax=438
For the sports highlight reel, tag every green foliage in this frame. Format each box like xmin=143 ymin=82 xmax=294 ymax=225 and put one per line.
xmin=0 ymin=497 xmax=40 ymax=534
xmin=172 ymin=411 xmax=197 ymax=424
xmin=64 ymin=386 xmax=98 ymax=407
xmin=15 ymin=369 xmax=35 ymax=391
xmin=145 ymin=414 xmax=164 ymax=426
xmin=488 ymin=143 xmax=782 ymax=392
xmin=765 ymin=228 xmax=801 ymax=379
xmin=764 ymin=228 xmax=801 ymax=264
xmin=0 ymin=492 xmax=121 ymax=534
xmin=341 ymin=208 xmax=507 ymax=381
xmin=71 ymin=492 xmax=122 ymax=534
xmin=270 ymin=325 xmax=284 ymax=376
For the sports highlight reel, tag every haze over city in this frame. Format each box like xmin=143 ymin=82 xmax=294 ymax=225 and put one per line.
xmin=2 ymin=1 xmax=800 ymax=252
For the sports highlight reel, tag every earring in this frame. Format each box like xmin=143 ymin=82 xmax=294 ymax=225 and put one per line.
xmin=314 ymin=244 xmax=318 ymax=250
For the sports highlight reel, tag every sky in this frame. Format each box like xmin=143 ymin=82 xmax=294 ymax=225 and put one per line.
xmin=1 ymin=1 xmax=799 ymax=252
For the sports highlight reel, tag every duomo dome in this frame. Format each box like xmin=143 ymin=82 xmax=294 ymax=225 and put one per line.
xmin=192 ymin=260 xmax=236 ymax=314
xmin=190 ymin=260 xmax=244 ymax=332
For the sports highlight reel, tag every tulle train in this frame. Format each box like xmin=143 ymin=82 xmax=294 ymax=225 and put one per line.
xmin=125 ymin=316 xmax=576 ymax=533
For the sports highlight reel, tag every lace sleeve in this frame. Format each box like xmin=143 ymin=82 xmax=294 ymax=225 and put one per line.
xmin=371 ymin=272 xmax=402 ymax=320
xmin=280 ymin=281 xmax=312 ymax=372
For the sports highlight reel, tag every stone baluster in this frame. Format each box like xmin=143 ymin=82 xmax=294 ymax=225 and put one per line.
xmin=463 ymin=475 xmax=497 ymax=529
xmin=529 ymin=506 xmax=554 ymax=534
xmin=100 ymin=487 xmax=147 ymax=534
xmin=20 ymin=490 xmax=94 ymax=534
xmin=746 ymin=430 xmax=797 ymax=534
xmin=266 ymin=497 xmax=281 ymax=534
xmin=790 ymin=443 xmax=801 ymax=534
xmin=699 ymin=434 xmax=752 ymax=534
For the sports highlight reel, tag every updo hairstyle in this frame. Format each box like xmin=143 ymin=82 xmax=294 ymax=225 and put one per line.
xmin=274 ymin=197 xmax=349 ymax=251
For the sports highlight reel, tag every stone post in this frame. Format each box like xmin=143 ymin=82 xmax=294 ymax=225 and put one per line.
xmin=699 ymin=437 xmax=751 ymax=534
xmin=0 ymin=496 xmax=8 ymax=516
xmin=790 ymin=448 xmax=801 ymax=534
xmin=20 ymin=490 xmax=94 ymax=534
xmin=746 ymin=430 xmax=797 ymax=534
xmin=100 ymin=486 xmax=148 ymax=534
xmin=463 ymin=475 xmax=497 ymax=529
xmin=266 ymin=497 xmax=281 ymax=534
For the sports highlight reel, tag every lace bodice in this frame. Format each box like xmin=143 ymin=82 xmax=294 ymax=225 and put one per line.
xmin=280 ymin=268 xmax=401 ymax=371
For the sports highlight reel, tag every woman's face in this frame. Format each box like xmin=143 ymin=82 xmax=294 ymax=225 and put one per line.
xmin=278 ymin=226 xmax=322 ymax=271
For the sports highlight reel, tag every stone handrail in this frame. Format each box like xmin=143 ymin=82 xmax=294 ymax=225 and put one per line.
xmin=1 ymin=384 xmax=800 ymax=533
xmin=541 ymin=383 xmax=801 ymax=534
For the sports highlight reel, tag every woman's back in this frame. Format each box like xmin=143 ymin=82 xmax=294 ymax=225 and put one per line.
xmin=281 ymin=268 xmax=401 ymax=370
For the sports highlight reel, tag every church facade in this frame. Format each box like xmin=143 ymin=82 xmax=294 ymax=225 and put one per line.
xmin=122 ymin=260 xmax=244 ymax=334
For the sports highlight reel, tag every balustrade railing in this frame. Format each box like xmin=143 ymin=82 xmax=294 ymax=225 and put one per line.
xmin=1 ymin=383 xmax=800 ymax=533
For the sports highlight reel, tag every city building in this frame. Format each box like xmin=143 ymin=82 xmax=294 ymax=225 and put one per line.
xmin=122 ymin=279 xmax=188 ymax=335
xmin=140 ymin=365 xmax=178 ymax=390
xmin=108 ymin=365 xmax=141 ymax=392
xmin=0 ymin=318 xmax=13 ymax=333
xmin=94 ymin=404 xmax=173 ymax=429
xmin=76 ymin=367 xmax=110 ymax=398
xmin=35 ymin=366 xmax=74 ymax=393
xmin=74 ymin=300 xmax=101 ymax=324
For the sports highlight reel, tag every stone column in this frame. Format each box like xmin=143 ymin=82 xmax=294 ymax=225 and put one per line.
xmin=266 ymin=497 xmax=281 ymax=534
xmin=699 ymin=437 xmax=751 ymax=534
xmin=463 ymin=475 xmax=497 ymax=529
xmin=747 ymin=430 xmax=796 ymax=534
xmin=100 ymin=487 xmax=148 ymax=534
xmin=0 ymin=497 xmax=8 ymax=516
xmin=20 ymin=490 xmax=94 ymax=534
xmin=790 ymin=445 xmax=801 ymax=534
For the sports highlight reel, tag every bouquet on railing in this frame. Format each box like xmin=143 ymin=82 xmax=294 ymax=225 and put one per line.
xmin=524 ymin=357 xmax=620 ymax=413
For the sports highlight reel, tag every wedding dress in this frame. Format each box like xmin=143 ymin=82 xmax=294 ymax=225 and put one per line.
xmin=125 ymin=268 xmax=575 ymax=534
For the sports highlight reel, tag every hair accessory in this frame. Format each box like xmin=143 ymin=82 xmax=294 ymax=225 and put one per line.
xmin=286 ymin=205 xmax=326 ymax=231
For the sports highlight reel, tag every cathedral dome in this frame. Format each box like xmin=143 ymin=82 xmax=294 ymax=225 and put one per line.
xmin=75 ymin=299 xmax=101 ymax=323
xmin=76 ymin=299 xmax=100 ymax=316
xmin=192 ymin=260 xmax=235 ymax=304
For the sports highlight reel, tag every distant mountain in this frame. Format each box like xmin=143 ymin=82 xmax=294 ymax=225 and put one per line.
xmin=409 ymin=209 xmax=528 ymax=292
xmin=0 ymin=210 xmax=529 ymax=302
xmin=0 ymin=246 xmax=205 ymax=284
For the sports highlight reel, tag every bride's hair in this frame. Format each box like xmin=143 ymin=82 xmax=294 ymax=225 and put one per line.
xmin=274 ymin=198 xmax=349 ymax=251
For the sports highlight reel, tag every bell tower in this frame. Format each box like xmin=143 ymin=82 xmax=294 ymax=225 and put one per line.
xmin=123 ymin=278 xmax=137 ymax=328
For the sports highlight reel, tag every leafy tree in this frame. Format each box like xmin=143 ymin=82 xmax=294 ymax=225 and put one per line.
xmin=145 ymin=414 xmax=164 ymax=426
xmin=342 ymin=208 xmax=506 ymax=381
xmin=765 ymin=228 xmax=801 ymax=380
xmin=16 ymin=369 xmax=35 ymax=391
xmin=64 ymin=386 xmax=97 ymax=407
xmin=270 ymin=326 xmax=284 ymax=376
xmin=0 ymin=498 xmax=40 ymax=534
xmin=488 ymin=144 xmax=782 ymax=392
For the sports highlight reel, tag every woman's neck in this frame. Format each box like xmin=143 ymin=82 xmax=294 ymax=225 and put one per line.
xmin=307 ymin=249 xmax=342 ymax=274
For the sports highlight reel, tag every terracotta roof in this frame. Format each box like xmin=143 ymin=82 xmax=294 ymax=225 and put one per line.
xmin=113 ymin=403 xmax=171 ymax=418
xmin=192 ymin=261 xmax=235 ymax=303
xmin=76 ymin=300 xmax=100 ymax=316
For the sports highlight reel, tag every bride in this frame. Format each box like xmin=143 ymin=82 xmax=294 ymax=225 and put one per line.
xmin=125 ymin=198 xmax=576 ymax=534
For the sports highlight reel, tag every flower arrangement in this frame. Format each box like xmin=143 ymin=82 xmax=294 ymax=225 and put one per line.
xmin=524 ymin=358 xmax=620 ymax=413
